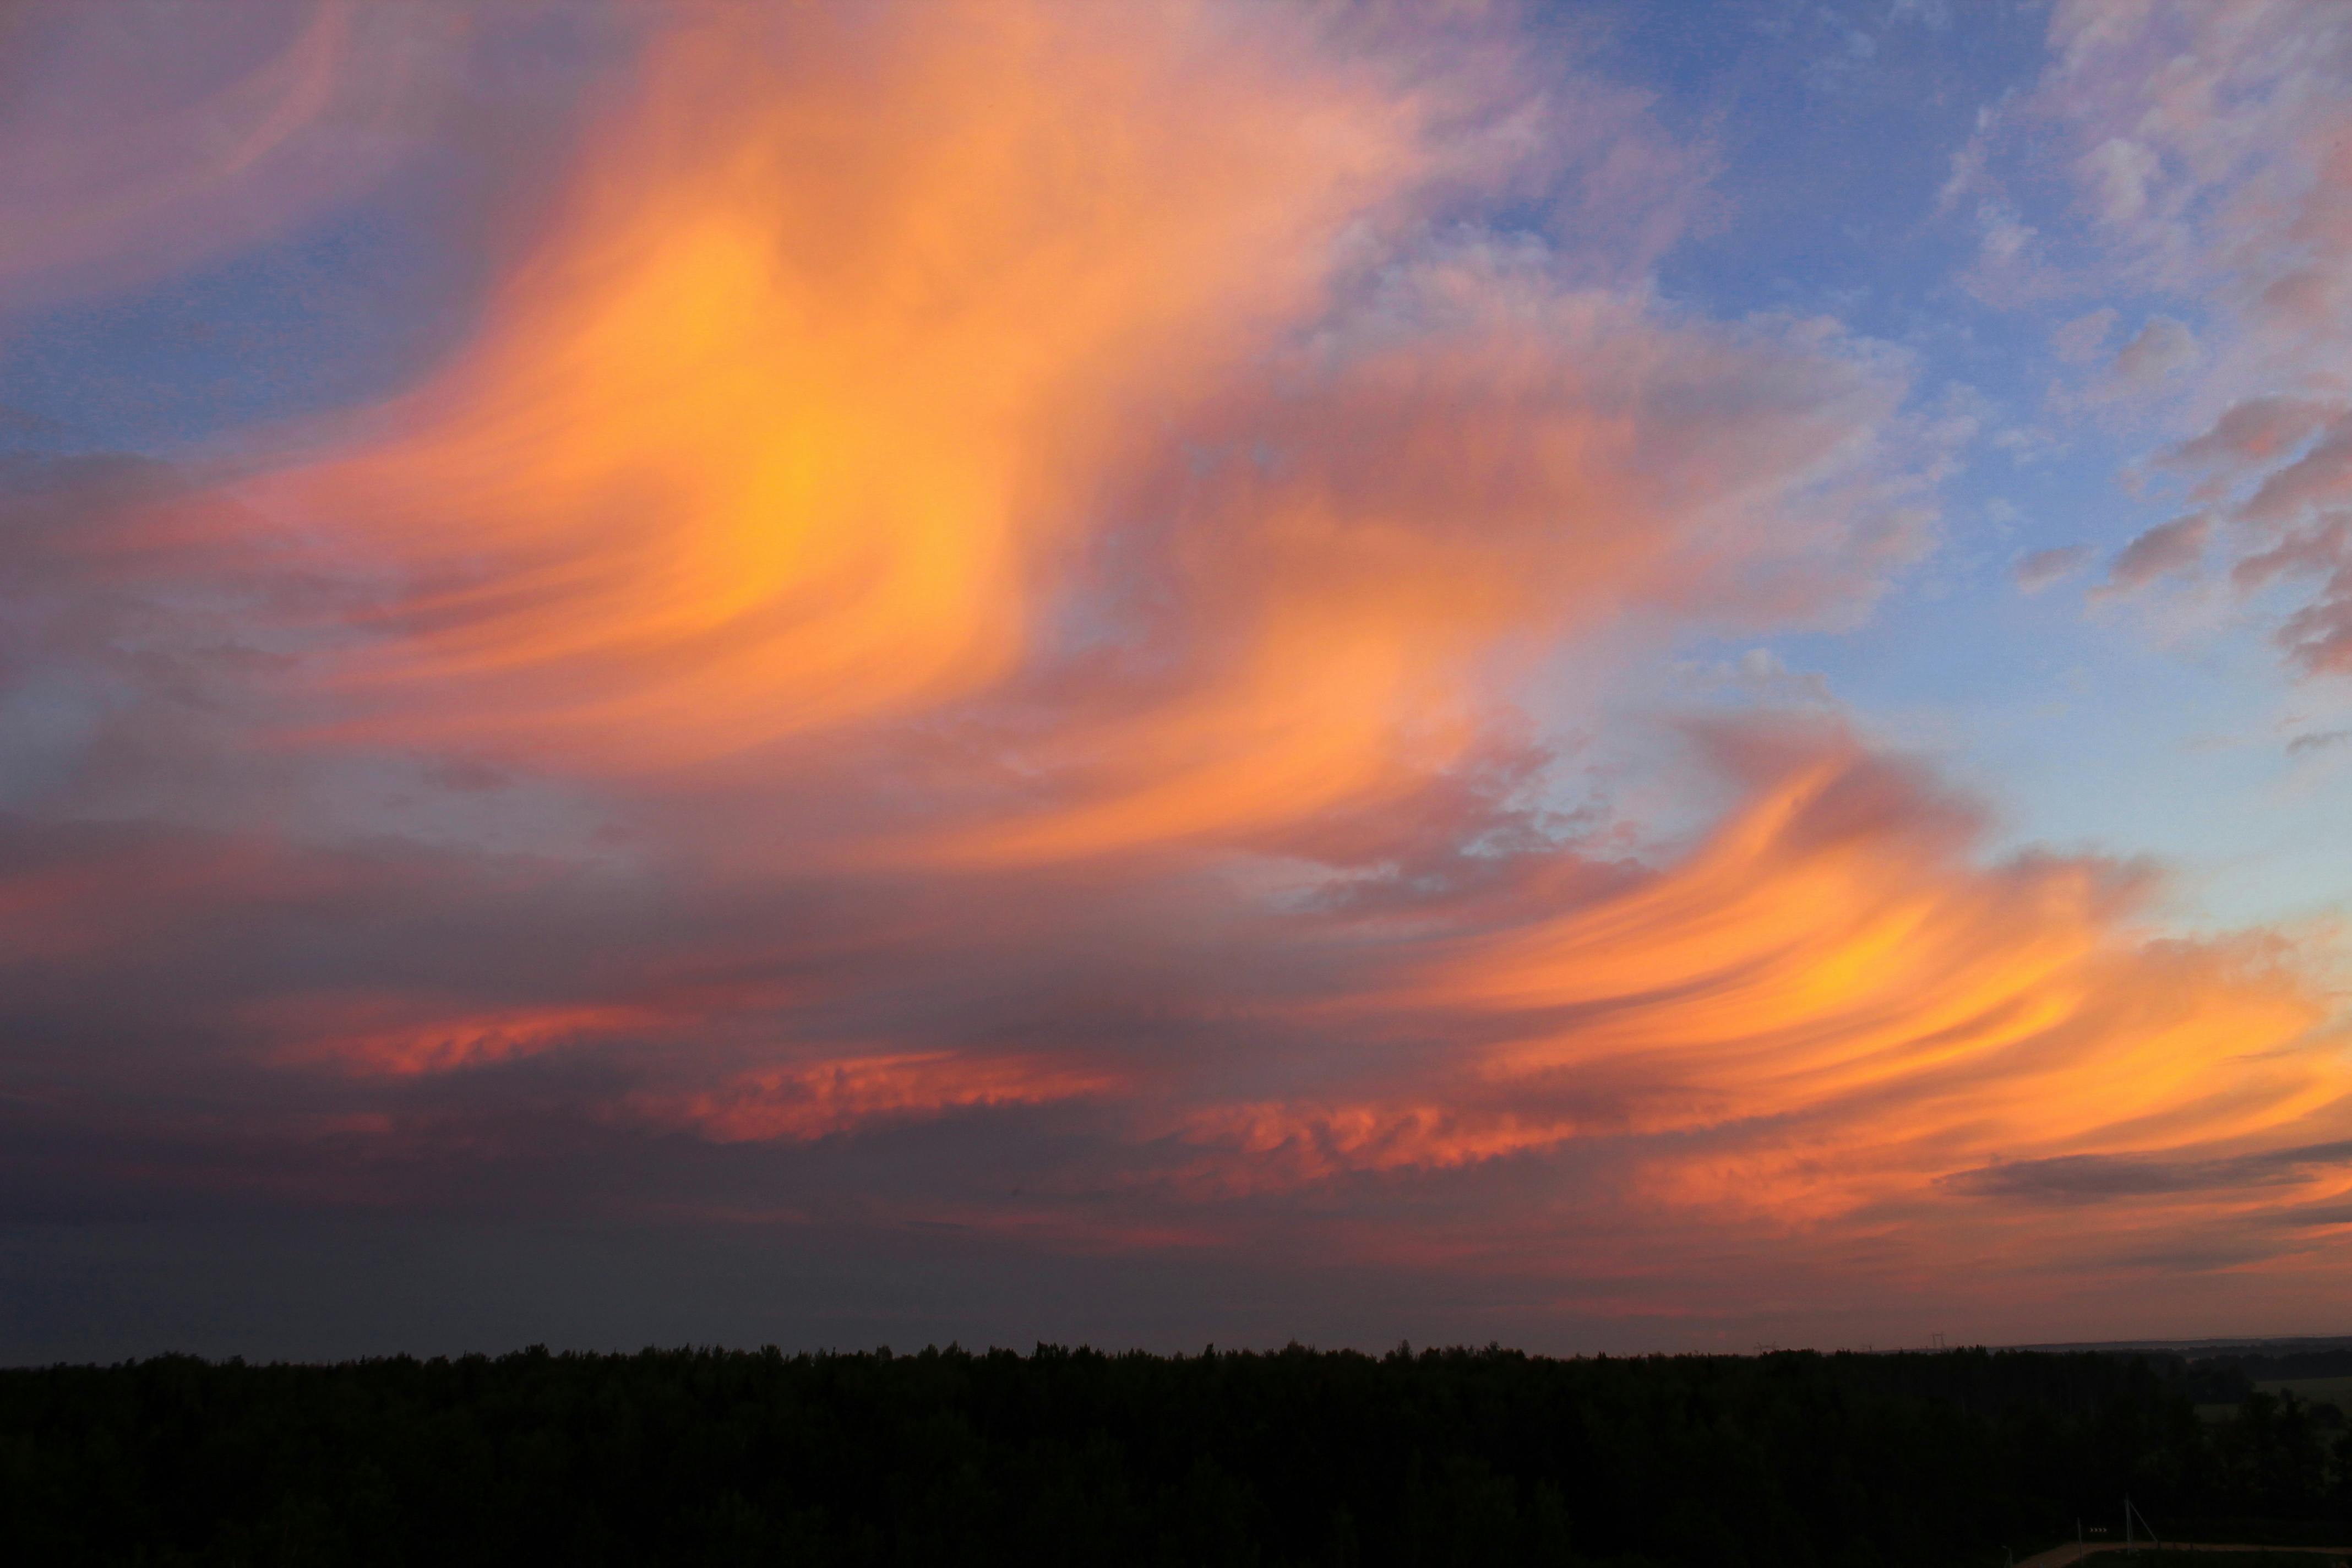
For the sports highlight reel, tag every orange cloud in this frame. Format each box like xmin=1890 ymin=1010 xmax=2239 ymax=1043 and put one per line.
xmin=1180 ymin=1102 xmax=1579 ymax=1193
xmin=248 ymin=2 xmax=1435 ymax=766
xmin=1170 ymin=735 xmax=2350 ymax=1251
xmin=9 ymin=0 xmax=2349 ymax=1342
xmin=634 ymin=1052 xmax=1120 ymax=1144
xmin=260 ymin=994 xmax=674 ymax=1077
xmin=925 ymin=285 xmax=1910 ymax=863
xmin=224 ymin=2 xmax=1914 ymax=874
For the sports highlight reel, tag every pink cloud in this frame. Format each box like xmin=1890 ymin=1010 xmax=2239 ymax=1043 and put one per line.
xmin=2051 ymin=308 xmax=2117 ymax=366
xmin=3 ymin=0 xmax=2348 ymax=1346
xmin=0 ymin=1 xmax=513 ymax=309
xmin=635 ymin=1053 xmax=1123 ymax=1145
xmin=2098 ymin=513 xmax=2212 ymax=596
xmin=2015 ymin=545 xmax=2090 ymax=592
xmin=2165 ymin=395 xmax=2338 ymax=468
xmin=2106 ymin=315 xmax=2199 ymax=391
xmin=2029 ymin=1 xmax=2352 ymax=678
xmin=261 ymin=995 xmax=679 ymax=1077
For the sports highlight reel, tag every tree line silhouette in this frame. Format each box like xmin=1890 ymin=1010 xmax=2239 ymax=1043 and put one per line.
xmin=4 ymin=1343 xmax=2349 ymax=1565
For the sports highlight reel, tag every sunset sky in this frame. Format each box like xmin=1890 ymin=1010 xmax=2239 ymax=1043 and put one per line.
xmin=4 ymin=0 xmax=2351 ymax=1361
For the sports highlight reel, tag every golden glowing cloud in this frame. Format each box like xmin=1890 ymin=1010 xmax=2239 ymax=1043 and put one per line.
xmin=10 ymin=0 xmax=2350 ymax=1332
xmin=916 ymin=285 xmax=1908 ymax=862
xmin=255 ymin=3 xmax=1429 ymax=766
xmin=1177 ymin=739 xmax=2350 ymax=1239
xmin=233 ymin=1 xmax=1906 ymax=872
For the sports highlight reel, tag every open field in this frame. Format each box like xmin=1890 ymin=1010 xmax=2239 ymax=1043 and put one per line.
xmin=2039 ymin=1555 xmax=2352 ymax=1567
xmin=2260 ymin=1377 xmax=2352 ymax=1411
xmin=2193 ymin=1372 xmax=2352 ymax=1424
xmin=2022 ymin=1548 xmax=2352 ymax=1568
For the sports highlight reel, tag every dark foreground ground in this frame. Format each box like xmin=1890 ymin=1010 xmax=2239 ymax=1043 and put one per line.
xmin=5 ymin=1343 xmax=2350 ymax=1566
xmin=2046 ymin=1555 xmax=2352 ymax=1567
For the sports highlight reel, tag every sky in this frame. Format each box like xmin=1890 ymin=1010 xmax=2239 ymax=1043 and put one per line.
xmin=3 ymin=0 xmax=2350 ymax=1363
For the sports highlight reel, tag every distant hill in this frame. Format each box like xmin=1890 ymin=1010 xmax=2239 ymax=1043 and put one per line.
xmin=2015 ymin=1337 xmax=2352 ymax=1359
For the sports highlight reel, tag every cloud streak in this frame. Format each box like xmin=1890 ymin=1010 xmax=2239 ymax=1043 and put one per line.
xmin=2014 ymin=1 xmax=2352 ymax=675
xmin=1 ymin=0 xmax=2346 ymax=1348
xmin=0 ymin=1 xmax=500 ymax=309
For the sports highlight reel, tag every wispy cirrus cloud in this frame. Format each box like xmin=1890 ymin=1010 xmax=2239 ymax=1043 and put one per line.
xmin=0 ymin=1 xmax=508 ymax=310
xmin=1 ymin=0 xmax=2346 ymax=1351
xmin=2016 ymin=545 xmax=2090 ymax=592
xmin=1980 ymin=1 xmax=2352 ymax=676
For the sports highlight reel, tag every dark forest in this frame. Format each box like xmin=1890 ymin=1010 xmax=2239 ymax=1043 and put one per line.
xmin=6 ymin=1343 xmax=2350 ymax=1566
